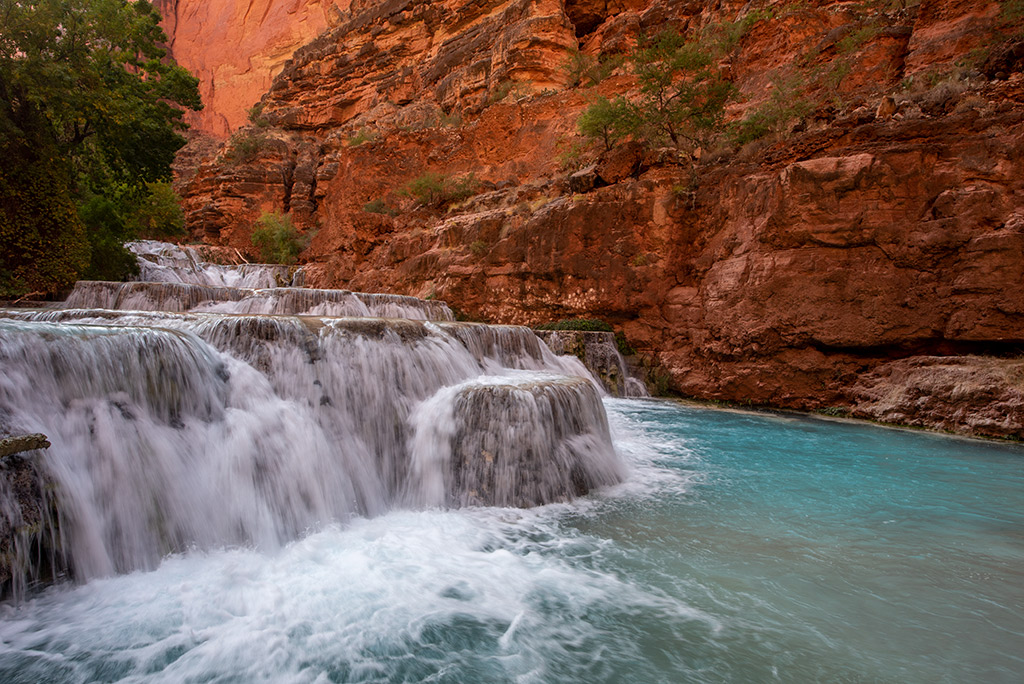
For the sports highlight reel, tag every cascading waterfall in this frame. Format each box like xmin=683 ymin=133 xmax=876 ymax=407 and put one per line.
xmin=128 ymin=240 xmax=304 ymax=288
xmin=0 ymin=243 xmax=623 ymax=597
xmin=64 ymin=281 xmax=457 ymax=321
xmin=2 ymin=244 xmax=1022 ymax=684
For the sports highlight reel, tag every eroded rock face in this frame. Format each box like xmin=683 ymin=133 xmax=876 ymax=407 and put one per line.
xmin=155 ymin=0 xmax=340 ymax=136
xmin=850 ymin=356 xmax=1024 ymax=438
xmin=175 ymin=0 xmax=1024 ymax=436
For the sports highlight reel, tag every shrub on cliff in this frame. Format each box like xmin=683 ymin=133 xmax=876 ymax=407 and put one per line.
xmin=577 ymin=96 xmax=633 ymax=151
xmin=536 ymin=319 xmax=614 ymax=333
xmin=400 ymin=172 xmax=480 ymax=209
xmin=251 ymin=212 xmax=308 ymax=265
xmin=0 ymin=0 xmax=201 ymax=295
xmin=578 ymin=28 xmax=735 ymax=151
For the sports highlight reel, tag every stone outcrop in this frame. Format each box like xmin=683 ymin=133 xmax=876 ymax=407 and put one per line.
xmin=173 ymin=0 xmax=1024 ymax=438
xmin=850 ymin=356 xmax=1024 ymax=439
xmin=0 ymin=434 xmax=64 ymax=600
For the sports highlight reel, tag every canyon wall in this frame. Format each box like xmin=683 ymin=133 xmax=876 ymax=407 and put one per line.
xmin=173 ymin=0 xmax=1024 ymax=438
xmin=156 ymin=0 xmax=345 ymax=136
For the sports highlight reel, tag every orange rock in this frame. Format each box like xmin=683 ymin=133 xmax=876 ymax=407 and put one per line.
xmin=173 ymin=0 xmax=1024 ymax=436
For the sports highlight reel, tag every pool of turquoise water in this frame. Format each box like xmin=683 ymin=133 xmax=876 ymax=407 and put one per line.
xmin=1 ymin=400 xmax=1021 ymax=683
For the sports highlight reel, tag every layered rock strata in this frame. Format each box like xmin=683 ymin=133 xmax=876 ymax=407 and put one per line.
xmin=173 ymin=0 xmax=1024 ymax=437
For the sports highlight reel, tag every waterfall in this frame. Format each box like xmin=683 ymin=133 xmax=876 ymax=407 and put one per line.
xmin=128 ymin=240 xmax=303 ymax=288
xmin=0 ymin=243 xmax=624 ymax=598
xmin=64 ymin=281 xmax=456 ymax=321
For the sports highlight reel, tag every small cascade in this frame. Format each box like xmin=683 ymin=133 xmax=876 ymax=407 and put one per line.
xmin=0 ymin=242 xmax=625 ymax=598
xmin=65 ymin=281 xmax=456 ymax=321
xmin=535 ymin=330 xmax=649 ymax=398
xmin=407 ymin=375 xmax=620 ymax=508
xmin=128 ymin=240 xmax=303 ymax=288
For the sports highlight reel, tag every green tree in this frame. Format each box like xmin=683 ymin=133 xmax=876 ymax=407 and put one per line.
xmin=251 ymin=212 xmax=308 ymax=265
xmin=628 ymin=30 xmax=734 ymax=148
xmin=131 ymin=181 xmax=186 ymax=238
xmin=0 ymin=0 xmax=201 ymax=295
xmin=577 ymin=95 xmax=632 ymax=150
xmin=576 ymin=28 xmax=737 ymax=151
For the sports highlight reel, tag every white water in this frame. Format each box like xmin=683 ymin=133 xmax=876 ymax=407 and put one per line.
xmin=3 ymin=243 xmax=1023 ymax=682
xmin=0 ymin=243 xmax=623 ymax=590
xmin=128 ymin=240 xmax=302 ymax=288
xmin=65 ymin=282 xmax=456 ymax=321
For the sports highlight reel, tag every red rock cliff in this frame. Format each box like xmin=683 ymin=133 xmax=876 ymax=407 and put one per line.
xmin=156 ymin=0 xmax=343 ymax=136
xmin=175 ymin=0 xmax=1024 ymax=438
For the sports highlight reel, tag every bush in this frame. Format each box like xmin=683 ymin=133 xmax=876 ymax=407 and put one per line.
xmin=730 ymin=73 xmax=813 ymax=145
xmin=363 ymin=197 xmax=399 ymax=216
xmin=78 ymin=195 xmax=140 ymax=282
xmin=535 ymin=318 xmax=614 ymax=332
xmin=347 ymin=128 xmax=378 ymax=147
xmin=225 ymin=131 xmax=266 ymax=164
xmin=576 ymin=28 xmax=737 ymax=150
xmin=560 ymin=49 xmax=625 ymax=88
xmin=578 ymin=96 xmax=633 ymax=150
xmin=250 ymin=212 xmax=308 ymax=265
xmin=132 ymin=182 xmax=186 ymax=238
xmin=0 ymin=136 xmax=90 ymax=296
xmin=400 ymin=172 xmax=480 ymax=209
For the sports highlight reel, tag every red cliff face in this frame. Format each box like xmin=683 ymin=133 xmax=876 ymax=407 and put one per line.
xmin=175 ymin=0 xmax=1024 ymax=438
xmin=156 ymin=0 xmax=340 ymax=136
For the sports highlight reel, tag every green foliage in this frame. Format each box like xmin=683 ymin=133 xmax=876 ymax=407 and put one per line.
xmin=0 ymin=0 xmax=201 ymax=295
xmin=0 ymin=134 xmax=90 ymax=296
xmin=346 ymin=128 xmax=378 ymax=147
xmin=711 ymin=7 xmax=776 ymax=54
xmin=576 ymin=28 xmax=737 ymax=150
xmin=535 ymin=319 xmax=614 ymax=332
xmin=577 ymin=95 xmax=633 ymax=150
xmin=132 ymin=182 xmax=185 ymax=238
xmin=225 ymin=131 xmax=266 ymax=164
xmin=817 ymin=406 xmax=851 ymax=417
xmin=78 ymin=195 xmax=139 ymax=281
xmin=639 ymin=355 xmax=676 ymax=396
xmin=363 ymin=197 xmax=399 ymax=216
xmin=555 ymin=138 xmax=593 ymax=171
xmin=400 ymin=172 xmax=480 ymax=209
xmin=469 ymin=240 xmax=489 ymax=256
xmin=560 ymin=48 xmax=624 ymax=88
xmin=488 ymin=79 xmax=532 ymax=104
xmin=631 ymin=29 xmax=735 ymax=147
xmin=247 ymin=102 xmax=270 ymax=128
xmin=1000 ymin=0 xmax=1024 ymax=36
xmin=730 ymin=73 xmax=814 ymax=145
xmin=614 ymin=331 xmax=636 ymax=356
xmin=250 ymin=212 xmax=308 ymax=265
xmin=0 ymin=0 xmax=201 ymax=186
xmin=836 ymin=24 xmax=881 ymax=55
xmin=438 ymin=109 xmax=463 ymax=128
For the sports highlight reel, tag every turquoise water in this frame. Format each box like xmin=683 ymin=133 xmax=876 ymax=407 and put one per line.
xmin=1 ymin=400 xmax=1022 ymax=683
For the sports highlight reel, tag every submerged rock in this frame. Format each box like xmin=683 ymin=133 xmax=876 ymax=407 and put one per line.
xmin=0 ymin=436 xmax=66 ymax=601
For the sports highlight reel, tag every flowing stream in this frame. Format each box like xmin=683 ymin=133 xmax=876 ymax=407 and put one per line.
xmin=0 ymin=245 xmax=1022 ymax=682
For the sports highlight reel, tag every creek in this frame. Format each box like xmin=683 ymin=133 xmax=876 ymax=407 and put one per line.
xmin=0 ymin=242 xmax=1020 ymax=682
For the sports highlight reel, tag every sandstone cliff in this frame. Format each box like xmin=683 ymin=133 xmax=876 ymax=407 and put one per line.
xmin=173 ymin=0 xmax=1024 ymax=438
xmin=156 ymin=0 xmax=343 ymax=136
